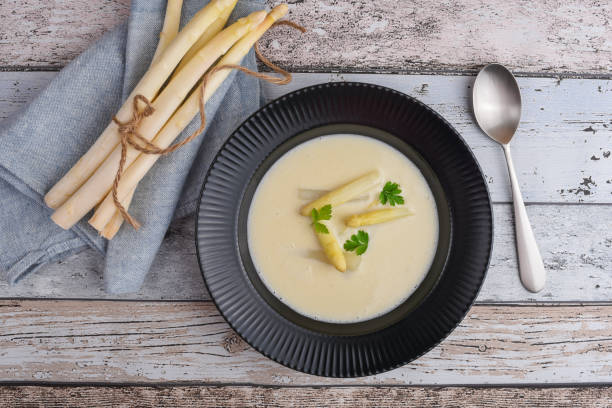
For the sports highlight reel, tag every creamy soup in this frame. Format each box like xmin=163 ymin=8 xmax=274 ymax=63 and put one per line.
xmin=247 ymin=134 xmax=439 ymax=323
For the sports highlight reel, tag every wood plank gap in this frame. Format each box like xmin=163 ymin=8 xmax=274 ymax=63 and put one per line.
xmin=256 ymin=67 xmax=612 ymax=80
xmin=3 ymin=64 xmax=612 ymax=80
xmin=0 ymin=381 xmax=611 ymax=389
xmin=2 ymin=299 xmax=612 ymax=307
xmin=0 ymin=66 xmax=63 ymax=73
xmin=0 ymin=385 xmax=610 ymax=407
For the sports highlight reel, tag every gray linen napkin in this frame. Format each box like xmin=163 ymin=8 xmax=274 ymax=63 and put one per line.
xmin=0 ymin=0 xmax=264 ymax=293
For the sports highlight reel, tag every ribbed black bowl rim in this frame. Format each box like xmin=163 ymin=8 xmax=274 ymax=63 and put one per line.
xmin=196 ymin=82 xmax=493 ymax=377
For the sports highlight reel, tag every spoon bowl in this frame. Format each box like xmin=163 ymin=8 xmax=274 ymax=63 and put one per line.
xmin=473 ymin=64 xmax=522 ymax=145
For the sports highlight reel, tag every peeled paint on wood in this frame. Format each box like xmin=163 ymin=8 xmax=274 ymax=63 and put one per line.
xmin=261 ymin=0 xmax=612 ymax=76
xmin=0 ymin=300 xmax=610 ymax=384
xmin=263 ymin=74 xmax=612 ymax=204
xmin=0 ymin=385 xmax=611 ymax=407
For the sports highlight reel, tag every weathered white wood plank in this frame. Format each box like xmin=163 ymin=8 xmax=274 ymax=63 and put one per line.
xmin=0 ymin=72 xmax=610 ymax=300
xmin=265 ymin=0 xmax=612 ymax=76
xmin=0 ymin=0 xmax=130 ymax=69
xmin=1 ymin=301 xmax=610 ymax=385
xmin=1 ymin=204 xmax=610 ymax=302
xmin=0 ymin=72 xmax=56 ymax=120
xmin=2 ymin=385 xmax=611 ymax=407
xmin=1 ymin=1 xmax=611 ymax=76
xmin=2 ymin=72 xmax=610 ymax=203
xmin=263 ymin=73 xmax=612 ymax=203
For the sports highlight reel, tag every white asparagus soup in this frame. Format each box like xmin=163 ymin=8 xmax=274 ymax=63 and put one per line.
xmin=247 ymin=134 xmax=439 ymax=323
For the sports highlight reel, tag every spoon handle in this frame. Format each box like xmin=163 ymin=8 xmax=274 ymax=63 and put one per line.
xmin=502 ymin=144 xmax=546 ymax=292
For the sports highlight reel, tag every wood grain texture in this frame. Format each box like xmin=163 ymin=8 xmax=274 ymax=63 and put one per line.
xmin=1 ymin=301 xmax=611 ymax=385
xmin=2 ymin=72 xmax=610 ymax=204
xmin=0 ymin=72 xmax=610 ymax=302
xmin=263 ymin=74 xmax=612 ymax=204
xmin=0 ymin=205 xmax=610 ymax=303
xmin=0 ymin=0 xmax=609 ymax=395
xmin=265 ymin=0 xmax=612 ymax=76
xmin=1 ymin=385 xmax=611 ymax=407
xmin=0 ymin=0 xmax=129 ymax=70
xmin=1 ymin=1 xmax=611 ymax=75
xmin=0 ymin=72 xmax=54 ymax=120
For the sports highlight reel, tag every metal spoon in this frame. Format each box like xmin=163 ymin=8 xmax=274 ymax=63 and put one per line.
xmin=472 ymin=63 xmax=545 ymax=293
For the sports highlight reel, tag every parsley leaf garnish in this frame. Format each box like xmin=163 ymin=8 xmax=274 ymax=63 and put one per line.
xmin=343 ymin=230 xmax=369 ymax=255
xmin=379 ymin=181 xmax=405 ymax=206
xmin=310 ymin=204 xmax=332 ymax=234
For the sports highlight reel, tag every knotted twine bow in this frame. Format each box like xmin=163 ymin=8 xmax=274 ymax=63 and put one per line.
xmin=112 ymin=21 xmax=306 ymax=229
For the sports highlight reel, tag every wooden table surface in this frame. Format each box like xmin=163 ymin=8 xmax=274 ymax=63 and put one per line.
xmin=0 ymin=1 xmax=611 ymax=406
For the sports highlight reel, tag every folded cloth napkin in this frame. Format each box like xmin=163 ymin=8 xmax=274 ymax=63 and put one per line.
xmin=0 ymin=0 xmax=264 ymax=293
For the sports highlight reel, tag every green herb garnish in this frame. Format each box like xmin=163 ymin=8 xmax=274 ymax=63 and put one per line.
xmin=310 ymin=204 xmax=332 ymax=234
xmin=343 ymin=230 xmax=369 ymax=255
xmin=379 ymin=181 xmax=405 ymax=206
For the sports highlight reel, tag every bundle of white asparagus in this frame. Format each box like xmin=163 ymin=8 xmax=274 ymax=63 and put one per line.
xmin=44 ymin=0 xmax=293 ymax=239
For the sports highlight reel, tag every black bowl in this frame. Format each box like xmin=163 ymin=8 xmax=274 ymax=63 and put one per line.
xmin=196 ymin=82 xmax=493 ymax=377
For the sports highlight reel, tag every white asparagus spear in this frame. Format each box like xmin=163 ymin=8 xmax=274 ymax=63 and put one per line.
xmin=298 ymin=188 xmax=368 ymax=202
xmin=89 ymin=5 xmax=289 ymax=235
xmin=44 ymin=0 xmax=235 ymax=209
xmin=100 ymin=188 xmax=136 ymax=239
xmin=345 ymin=251 xmax=362 ymax=271
xmin=300 ymin=170 xmax=382 ymax=216
xmin=345 ymin=207 xmax=414 ymax=227
xmin=151 ymin=0 xmax=184 ymax=64
xmin=174 ymin=0 xmax=237 ymax=74
xmin=314 ymin=224 xmax=346 ymax=272
xmin=52 ymin=11 xmax=266 ymax=230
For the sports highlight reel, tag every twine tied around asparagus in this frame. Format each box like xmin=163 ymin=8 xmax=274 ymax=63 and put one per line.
xmin=111 ymin=20 xmax=306 ymax=229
